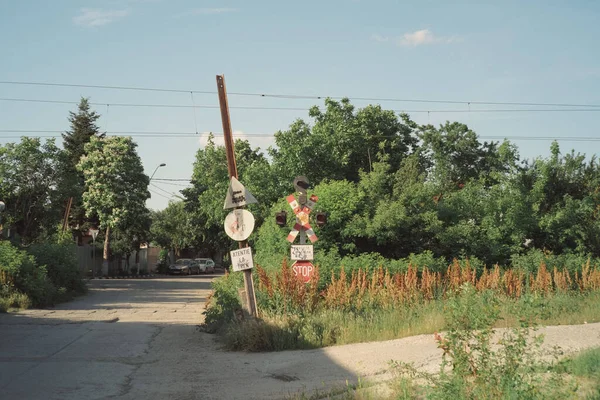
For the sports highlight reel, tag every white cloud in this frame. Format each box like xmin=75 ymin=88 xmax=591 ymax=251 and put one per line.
xmin=371 ymin=34 xmax=389 ymax=43
xmin=397 ymin=29 xmax=460 ymax=46
xmin=73 ymin=8 xmax=130 ymax=27
xmin=175 ymin=8 xmax=239 ymax=17
xmin=398 ymin=29 xmax=436 ymax=46
xmin=372 ymin=29 xmax=461 ymax=47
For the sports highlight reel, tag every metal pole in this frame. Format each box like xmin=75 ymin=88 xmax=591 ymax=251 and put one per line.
xmin=150 ymin=163 xmax=166 ymax=181
xmin=216 ymin=75 xmax=258 ymax=317
xmin=92 ymin=236 xmax=96 ymax=278
xmin=299 ymin=228 xmax=307 ymax=245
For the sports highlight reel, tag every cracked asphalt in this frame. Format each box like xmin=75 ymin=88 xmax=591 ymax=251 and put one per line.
xmin=0 ymin=275 xmax=360 ymax=399
xmin=1 ymin=275 xmax=599 ymax=399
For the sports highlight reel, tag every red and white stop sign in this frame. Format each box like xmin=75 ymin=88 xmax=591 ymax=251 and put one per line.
xmin=292 ymin=260 xmax=315 ymax=283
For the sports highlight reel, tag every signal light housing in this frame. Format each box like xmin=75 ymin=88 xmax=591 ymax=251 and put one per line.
xmin=275 ymin=211 xmax=287 ymax=227
xmin=315 ymin=212 xmax=327 ymax=227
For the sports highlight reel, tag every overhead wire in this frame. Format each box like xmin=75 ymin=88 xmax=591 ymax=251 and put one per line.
xmin=1 ymin=80 xmax=600 ymax=108
xmin=2 ymin=97 xmax=600 ymax=113
xmin=1 ymin=130 xmax=600 ymax=142
xmin=148 ymin=188 xmax=173 ymax=200
xmin=150 ymin=183 xmax=183 ymax=198
xmin=152 ymin=178 xmax=192 ymax=182
xmin=150 ymin=180 xmax=191 ymax=187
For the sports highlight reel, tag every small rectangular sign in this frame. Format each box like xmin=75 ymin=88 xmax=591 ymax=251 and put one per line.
xmin=291 ymin=245 xmax=314 ymax=261
xmin=230 ymin=247 xmax=254 ymax=272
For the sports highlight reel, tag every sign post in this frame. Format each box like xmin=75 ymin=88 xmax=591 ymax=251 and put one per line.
xmin=279 ymin=176 xmax=326 ymax=283
xmin=217 ymin=74 xmax=258 ymax=317
xmin=90 ymin=229 xmax=99 ymax=278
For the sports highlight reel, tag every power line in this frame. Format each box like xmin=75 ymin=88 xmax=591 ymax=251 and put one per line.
xmin=148 ymin=188 xmax=173 ymax=200
xmin=2 ymin=97 xmax=600 ymax=113
xmin=2 ymin=130 xmax=600 ymax=143
xmin=150 ymin=183 xmax=183 ymax=198
xmin=0 ymin=129 xmax=274 ymax=137
xmin=0 ymin=97 xmax=304 ymax=111
xmin=1 ymin=80 xmax=600 ymax=108
xmin=150 ymin=180 xmax=191 ymax=187
xmin=0 ymin=80 xmax=211 ymax=95
xmin=152 ymin=178 xmax=192 ymax=182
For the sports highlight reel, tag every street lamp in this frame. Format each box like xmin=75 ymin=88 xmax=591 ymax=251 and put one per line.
xmin=150 ymin=163 xmax=166 ymax=181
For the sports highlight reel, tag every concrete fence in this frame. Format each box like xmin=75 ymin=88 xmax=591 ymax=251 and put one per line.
xmin=76 ymin=245 xmax=160 ymax=277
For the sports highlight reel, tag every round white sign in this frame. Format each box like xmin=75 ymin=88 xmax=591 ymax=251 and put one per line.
xmin=224 ymin=209 xmax=255 ymax=241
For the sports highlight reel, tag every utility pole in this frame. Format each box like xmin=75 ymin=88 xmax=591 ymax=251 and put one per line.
xmin=216 ymin=74 xmax=258 ymax=317
xmin=62 ymin=197 xmax=73 ymax=233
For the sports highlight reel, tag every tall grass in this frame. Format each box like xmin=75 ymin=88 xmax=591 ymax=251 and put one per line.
xmin=205 ymin=259 xmax=600 ymax=352
xmin=256 ymin=259 xmax=600 ymax=314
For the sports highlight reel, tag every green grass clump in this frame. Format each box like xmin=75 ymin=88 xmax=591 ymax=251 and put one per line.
xmin=555 ymin=347 xmax=600 ymax=398
xmin=219 ymin=291 xmax=600 ymax=352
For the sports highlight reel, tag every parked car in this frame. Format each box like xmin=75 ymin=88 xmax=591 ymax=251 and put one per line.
xmin=168 ymin=259 xmax=200 ymax=275
xmin=195 ymin=258 xmax=216 ymax=273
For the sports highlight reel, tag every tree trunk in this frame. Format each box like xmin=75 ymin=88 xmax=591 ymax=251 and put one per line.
xmin=102 ymin=226 xmax=110 ymax=276
xmin=135 ymin=247 xmax=141 ymax=274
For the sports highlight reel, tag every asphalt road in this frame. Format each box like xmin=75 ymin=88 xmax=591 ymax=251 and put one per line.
xmin=1 ymin=275 xmax=599 ymax=400
xmin=0 ymin=275 xmax=218 ymax=399
xmin=0 ymin=274 xmax=358 ymax=400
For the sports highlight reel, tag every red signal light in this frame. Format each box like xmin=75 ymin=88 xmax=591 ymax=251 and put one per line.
xmin=275 ymin=211 xmax=287 ymax=227
xmin=315 ymin=212 xmax=327 ymax=227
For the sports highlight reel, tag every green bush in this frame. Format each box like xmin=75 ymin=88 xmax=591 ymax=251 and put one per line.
xmin=511 ymin=249 xmax=599 ymax=275
xmin=202 ymin=272 xmax=244 ymax=333
xmin=391 ymin=284 xmax=576 ymax=399
xmin=27 ymin=243 xmax=86 ymax=300
xmin=0 ymin=284 xmax=31 ymax=312
xmin=0 ymin=241 xmax=55 ymax=307
xmin=156 ymin=249 xmax=170 ymax=274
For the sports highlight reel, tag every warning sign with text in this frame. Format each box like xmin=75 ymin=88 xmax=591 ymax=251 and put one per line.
xmin=230 ymin=247 xmax=254 ymax=272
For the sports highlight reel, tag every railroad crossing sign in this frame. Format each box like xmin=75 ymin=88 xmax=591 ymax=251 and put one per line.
xmin=286 ymin=193 xmax=318 ymax=243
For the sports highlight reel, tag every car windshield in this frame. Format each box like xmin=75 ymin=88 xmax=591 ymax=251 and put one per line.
xmin=196 ymin=259 xmax=210 ymax=264
xmin=175 ymin=259 xmax=190 ymax=265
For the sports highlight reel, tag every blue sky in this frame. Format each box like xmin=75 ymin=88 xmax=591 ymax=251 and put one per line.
xmin=1 ymin=0 xmax=600 ymax=210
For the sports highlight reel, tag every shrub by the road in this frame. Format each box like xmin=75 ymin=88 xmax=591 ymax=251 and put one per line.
xmin=28 ymin=242 xmax=86 ymax=301
xmin=0 ymin=241 xmax=86 ymax=312
xmin=0 ymin=241 xmax=54 ymax=310
xmin=384 ymin=284 xmax=576 ymax=399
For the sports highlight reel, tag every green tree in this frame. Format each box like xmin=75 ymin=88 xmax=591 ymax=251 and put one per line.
xmin=61 ymin=98 xmax=103 ymax=241
xmin=419 ymin=122 xmax=518 ymax=189
xmin=77 ymin=136 xmax=150 ymax=273
xmin=182 ymin=135 xmax=270 ymax=259
xmin=270 ymin=98 xmax=418 ymax=185
xmin=111 ymin=208 xmax=152 ymax=272
xmin=150 ymin=201 xmax=193 ymax=257
xmin=0 ymin=138 xmax=63 ymax=243
xmin=523 ymin=142 xmax=600 ymax=255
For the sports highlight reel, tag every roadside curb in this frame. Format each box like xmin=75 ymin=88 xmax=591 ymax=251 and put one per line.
xmin=91 ymin=275 xmax=158 ymax=280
